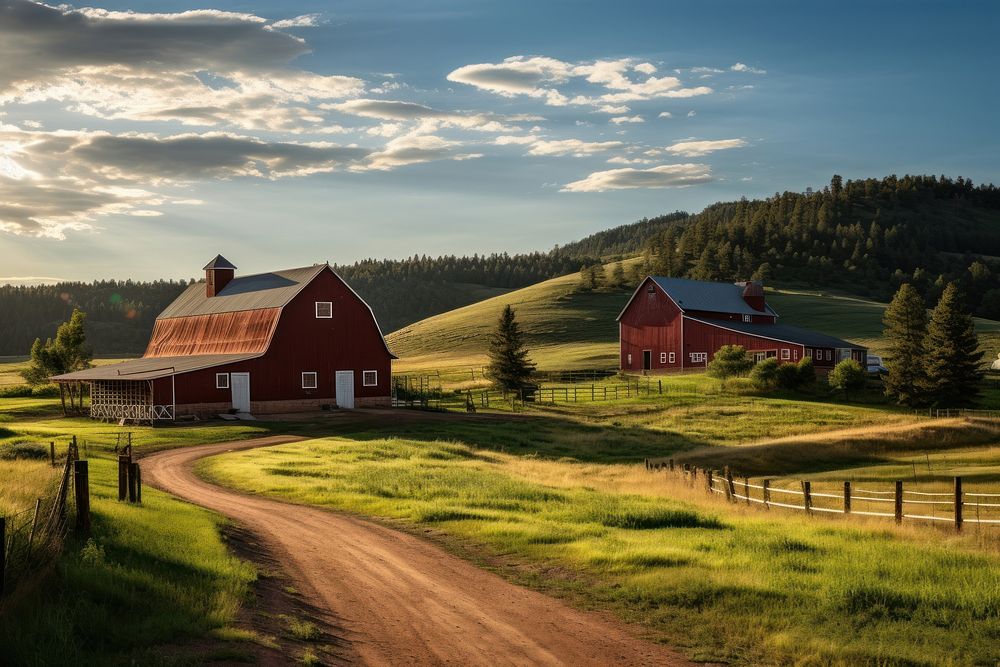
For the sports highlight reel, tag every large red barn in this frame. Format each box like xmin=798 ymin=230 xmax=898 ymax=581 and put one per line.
xmin=54 ymin=256 xmax=395 ymax=421
xmin=618 ymin=276 xmax=867 ymax=372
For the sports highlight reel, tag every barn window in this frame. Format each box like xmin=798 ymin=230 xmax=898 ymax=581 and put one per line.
xmin=805 ymin=349 xmax=812 ymax=358
xmin=627 ymin=353 xmax=632 ymax=365
xmin=301 ymin=372 xmax=318 ymax=389
xmin=363 ymin=370 xmax=378 ymax=386
xmin=660 ymin=352 xmax=667 ymax=364
xmin=743 ymin=314 xmax=752 ymax=323
xmin=216 ymin=373 xmax=229 ymax=389
xmin=690 ymin=352 xmax=707 ymax=363
xmin=826 ymin=350 xmax=832 ymax=361
xmin=315 ymin=301 xmax=333 ymax=318
xmin=793 ymin=349 xmax=799 ymax=360
xmin=781 ymin=349 xmax=790 ymax=360
xmin=669 ymin=352 xmax=675 ymax=363
xmin=646 ymin=284 xmax=655 ymax=294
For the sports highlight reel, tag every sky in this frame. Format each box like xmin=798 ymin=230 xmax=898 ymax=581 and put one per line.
xmin=0 ymin=0 xmax=997 ymax=282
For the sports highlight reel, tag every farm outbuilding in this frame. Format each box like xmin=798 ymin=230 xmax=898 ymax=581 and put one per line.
xmin=54 ymin=256 xmax=395 ymax=421
xmin=618 ymin=276 xmax=867 ymax=373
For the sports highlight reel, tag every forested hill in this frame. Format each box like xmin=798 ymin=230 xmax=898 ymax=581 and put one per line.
xmin=637 ymin=175 xmax=1000 ymax=316
xmin=0 ymin=212 xmax=685 ymax=355
xmin=2 ymin=173 xmax=999 ymax=356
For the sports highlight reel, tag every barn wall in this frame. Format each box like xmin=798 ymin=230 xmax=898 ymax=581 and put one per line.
xmin=684 ymin=309 xmax=776 ymax=325
xmin=682 ymin=318 xmax=805 ymax=367
xmin=170 ymin=268 xmax=392 ymax=408
xmin=619 ymin=278 xmax=683 ymax=371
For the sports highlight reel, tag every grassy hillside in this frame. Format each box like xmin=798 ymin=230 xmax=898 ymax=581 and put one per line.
xmin=387 ymin=269 xmax=1000 ymax=373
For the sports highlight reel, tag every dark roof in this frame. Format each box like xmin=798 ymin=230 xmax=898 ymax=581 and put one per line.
xmin=159 ymin=265 xmax=326 ymax=319
xmin=684 ymin=316 xmax=867 ymax=350
xmin=650 ymin=277 xmax=777 ymax=317
xmin=52 ymin=353 xmax=261 ymax=381
xmin=203 ymin=254 xmax=237 ymax=270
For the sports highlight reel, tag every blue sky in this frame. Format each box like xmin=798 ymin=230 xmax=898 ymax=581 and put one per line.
xmin=0 ymin=0 xmax=996 ymax=281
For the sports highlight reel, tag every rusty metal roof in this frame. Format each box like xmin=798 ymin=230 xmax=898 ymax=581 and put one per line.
xmin=52 ymin=353 xmax=261 ymax=381
xmin=158 ymin=265 xmax=326 ymax=319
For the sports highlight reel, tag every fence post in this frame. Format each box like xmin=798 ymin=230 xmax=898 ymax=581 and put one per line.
xmin=724 ymin=467 xmax=735 ymax=502
xmin=706 ymin=469 xmax=713 ymax=492
xmin=50 ymin=441 xmax=55 ymax=467
xmin=27 ymin=498 xmax=41 ymax=554
xmin=118 ymin=456 xmax=128 ymax=501
xmin=954 ymin=476 xmax=963 ymax=532
xmin=801 ymin=481 xmax=812 ymax=513
xmin=128 ymin=463 xmax=138 ymax=503
xmin=844 ymin=481 xmax=851 ymax=514
xmin=894 ymin=481 xmax=903 ymax=524
xmin=658 ymin=379 xmax=663 ymax=394
xmin=762 ymin=479 xmax=770 ymax=507
xmin=743 ymin=478 xmax=751 ymax=504
xmin=75 ymin=460 xmax=90 ymax=532
xmin=668 ymin=458 xmax=674 ymax=472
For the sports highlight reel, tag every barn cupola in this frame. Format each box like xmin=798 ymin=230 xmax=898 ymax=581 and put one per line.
xmin=204 ymin=255 xmax=237 ymax=297
xmin=737 ymin=280 xmax=766 ymax=312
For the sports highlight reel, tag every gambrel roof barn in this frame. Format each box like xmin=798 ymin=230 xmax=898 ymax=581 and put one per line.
xmin=54 ymin=256 xmax=394 ymax=421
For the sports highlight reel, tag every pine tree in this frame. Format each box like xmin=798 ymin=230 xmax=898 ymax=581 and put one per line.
xmin=486 ymin=305 xmax=536 ymax=392
xmin=882 ymin=284 xmax=928 ymax=405
xmin=611 ymin=261 xmax=626 ymax=288
xmin=923 ymin=283 xmax=983 ymax=406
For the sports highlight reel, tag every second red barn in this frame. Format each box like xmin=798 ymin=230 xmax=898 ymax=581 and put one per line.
xmin=618 ymin=276 xmax=867 ymax=373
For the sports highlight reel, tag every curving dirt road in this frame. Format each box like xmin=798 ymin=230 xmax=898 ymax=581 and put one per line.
xmin=143 ymin=436 xmax=695 ymax=666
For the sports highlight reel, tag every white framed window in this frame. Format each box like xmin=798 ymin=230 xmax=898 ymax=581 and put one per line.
xmin=301 ymin=372 xmax=318 ymax=389
xmin=793 ymin=349 xmax=799 ymax=360
xmin=668 ymin=352 xmax=676 ymax=363
xmin=363 ymin=370 xmax=378 ymax=386
xmin=690 ymin=352 xmax=707 ymax=363
xmin=216 ymin=373 xmax=229 ymax=389
xmin=754 ymin=352 xmax=766 ymax=363
xmin=646 ymin=284 xmax=655 ymax=294
xmin=659 ymin=352 xmax=667 ymax=364
xmin=315 ymin=301 xmax=333 ymax=318
xmin=781 ymin=349 xmax=790 ymax=360
xmin=826 ymin=350 xmax=832 ymax=361
xmin=627 ymin=353 xmax=632 ymax=365
xmin=743 ymin=314 xmax=752 ymax=323
xmin=805 ymin=348 xmax=812 ymax=358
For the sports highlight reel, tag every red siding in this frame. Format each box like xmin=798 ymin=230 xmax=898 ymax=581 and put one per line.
xmin=619 ymin=278 xmax=683 ymax=371
xmin=153 ymin=267 xmax=392 ymax=407
xmin=682 ymin=318 xmax=804 ymax=367
xmin=685 ymin=310 xmax=776 ymax=325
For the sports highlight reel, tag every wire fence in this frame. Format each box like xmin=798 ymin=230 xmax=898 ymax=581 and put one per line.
xmin=645 ymin=458 xmax=1000 ymax=530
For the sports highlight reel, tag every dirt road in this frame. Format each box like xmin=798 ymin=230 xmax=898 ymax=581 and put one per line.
xmin=143 ymin=436 xmax=695 ymax=666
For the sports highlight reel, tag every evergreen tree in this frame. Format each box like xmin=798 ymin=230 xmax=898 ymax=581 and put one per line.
xmin=882 ymin=284 xmax=928 ymax=405
xmin=611 ymin=261 xmax=627 ymax=288
xmin=486 ymin=305 xmax=536 ymax=392
xmin=923 ymin=283 xmax=984 ymax=406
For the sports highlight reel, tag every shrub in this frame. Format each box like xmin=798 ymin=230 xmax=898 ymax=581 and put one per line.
xmin=797 ymin=357 xmax=816 ymax=386
xmin=775 ymin=362 xmax=801 ymax=390
xmin=0 ymin=384 xmax=60 ymax=398
xmin=0 ymin=442 xmax=49 ymax=460
xmin=829 ymin=359 xmax=866 ymax=399
xmin=750 ymin=357 xmax=780 ymax=390
xmin=707 ymin=345 xmax=753 ymax=379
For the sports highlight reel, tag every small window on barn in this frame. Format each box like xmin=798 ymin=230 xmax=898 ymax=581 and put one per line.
xmin=805 ymin=349 xmax=812 ymax=358
xmin=793 ymin=349 xmax=799 ymax=360
xmin=216 ymin=373 xmax=229 ymax=389
xmin=627 ymin=353 xmax=632 ymax=365
xmin=743 ymin=314 xmax=752 ymax=323
xmin=690 ymin=352 xmax=707 ymax=363
xmin=646 ymin=284 xmax=655 ymax=294
xmin=363 ymin=370 xmax=378 ymax=387
xmin=826 ymin=350 xmax=832 ymax=361
xmin=781 ymin=349 xmax=790 ymax=360
xmin=315 ymin=301 xmax=333 ymax=318
xmin=660 ymin=352 xmax=667 ymax=364
xmin=669 ymin=352 xmax=675 ymax=363
xmin=301 ymin=372 xmax=318 ymax=389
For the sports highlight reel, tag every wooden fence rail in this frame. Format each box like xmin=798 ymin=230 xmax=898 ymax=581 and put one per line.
xmin=644 ymin=458 xmax=1000 ymax=531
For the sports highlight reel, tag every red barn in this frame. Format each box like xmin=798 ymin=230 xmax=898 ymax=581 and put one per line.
xmin=618 ymin=276 xmax=867 ymax=372
xmin=54 ymin=256 xmax=395 ymax=421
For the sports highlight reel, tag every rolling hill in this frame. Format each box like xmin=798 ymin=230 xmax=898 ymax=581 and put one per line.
xmin=387 ymin=268 xmax=1000 ymax=373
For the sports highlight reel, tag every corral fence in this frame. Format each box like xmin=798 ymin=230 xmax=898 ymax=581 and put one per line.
xmin=1 ymin=434 xmax=144 ymax=599
xmin=644 ymin=458 xmax=1000 ymax=531
xmin=918 ymin=408 xmax=1000 ymax=419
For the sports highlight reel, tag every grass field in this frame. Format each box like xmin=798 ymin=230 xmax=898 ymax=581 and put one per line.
xmin=201 ymin=431 xmax=1000 ymax=666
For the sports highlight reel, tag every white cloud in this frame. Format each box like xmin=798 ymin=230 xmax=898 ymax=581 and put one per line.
xmin=526 ymin=139 xmax=623 ymax=157
xmin=494 ymin=135 xmax=540 ymax=146
xmin=561 ymin=163 xmax=713 ymax=192
xmin=596 ymin=104 xmax=630 ymax=114
xmin=610 ymin=115 xmax=644 ymax=124
xmin=270 ymin=13 xmax=323 ymax=29
xmin=666 ymin=138 xmax=747 ymax=157
xmin=687 ymin=110 xmax=697 ymax=117
xmin=325 ymin=99 xmax=526 ymax=133
xmin=361 ymin=134 xmax=482 ymax=171
xmin=606 ymin=156 xmax=654 ymax=165
xmin=731 ymin=62 xmax=767 ymax=75
xmin=658 ymin=111 xmax=673 ymax=118
xmin=447 ymin=55 xmax=712 ymax=109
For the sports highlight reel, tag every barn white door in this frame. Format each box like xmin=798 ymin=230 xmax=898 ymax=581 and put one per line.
xmin=335 ymin=371 xmax=355 ymax=409
xmin=230 ymin=372 xmax=251 ymax=412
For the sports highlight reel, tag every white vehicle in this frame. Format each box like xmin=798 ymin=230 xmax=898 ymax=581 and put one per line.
xmin=867 ymin=354 xmax=887 ymax=374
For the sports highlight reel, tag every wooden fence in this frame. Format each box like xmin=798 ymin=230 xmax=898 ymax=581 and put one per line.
xmin=645 ymin=458 xmax=1000 ymax=531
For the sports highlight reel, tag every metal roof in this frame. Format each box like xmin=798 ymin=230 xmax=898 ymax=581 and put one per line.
xmin=650 ymin=276 xmax=778 ymax=317
xmin=158 ymin=265 xmax=327 ymax=319
xmin=52 ymin=353 xmax=261 ymax=382
xmin=684 ymin=316 xmax=867 ymax=350
xmin=203 ymin=254 xmax=237 ymax=270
